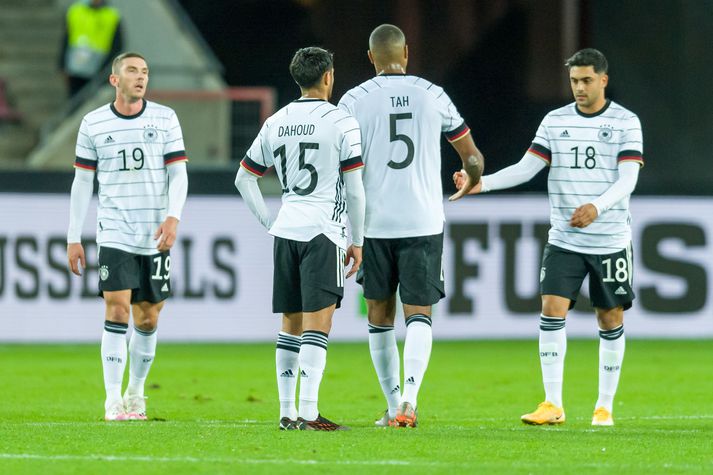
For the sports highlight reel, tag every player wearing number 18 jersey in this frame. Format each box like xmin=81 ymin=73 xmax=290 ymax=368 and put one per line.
xmin=455 ymin=49 xmax=643 ymax=427
xmin=67 ymin=52 xmax=188 ymax=421
xmin=235 ymin=47 xmax=365 ymax=431
xmin=338 ymin=24 xmax=484 ymax=428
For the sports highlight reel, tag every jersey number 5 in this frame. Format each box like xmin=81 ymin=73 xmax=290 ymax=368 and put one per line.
xmin=388 ymin=113 xmax=414 ymax=169
xmin=274 ymin=142 xmax=319 ymax=196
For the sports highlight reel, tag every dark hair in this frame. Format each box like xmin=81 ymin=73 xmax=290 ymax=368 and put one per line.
xmin=112 ymin=52 xmax=147 ymax=74
xmin=565 ymin=48 xmax=608 ymax=74
xmin=289 ymin=47 xmax=334 ymax=89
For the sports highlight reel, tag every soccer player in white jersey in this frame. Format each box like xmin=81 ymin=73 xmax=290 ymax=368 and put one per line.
xmin=235 ymin=47 xmax=365 ymax=431
xmin=338 ymin=24 xmax=484 ymax=428
xmin=454 ymin=49 xmax=643 ymax=426
xmin=67 ymin=52 xmax=188 ymax=421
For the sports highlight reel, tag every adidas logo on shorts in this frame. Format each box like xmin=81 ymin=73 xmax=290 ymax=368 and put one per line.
xmin=615 ymin=286 xmax=628 ymax=295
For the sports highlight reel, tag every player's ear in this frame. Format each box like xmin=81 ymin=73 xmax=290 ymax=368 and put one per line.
xmin=109 ymin=73 xmax=119 ymax=87
xmin=601 ymin=73 xmax=608 ymax=88
xmin=367 ymin=50 xmax=374 ymax=65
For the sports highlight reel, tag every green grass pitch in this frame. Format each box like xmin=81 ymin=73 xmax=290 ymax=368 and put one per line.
xmin=0 ymin=340 xmax=711 ymax=474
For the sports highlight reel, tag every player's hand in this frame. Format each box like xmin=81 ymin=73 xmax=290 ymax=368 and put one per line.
xmin=451 ymin=169 xmax=482 ymax=198
xmin=344 ymin=244 xmax=362 ymax=279
xmin=570 ymin=203 xmax=598 ymax=228
xmin=67 ymin=242 xmax=86 ymax=276
xmin=155 ymin=216 xmax=179 ymax=252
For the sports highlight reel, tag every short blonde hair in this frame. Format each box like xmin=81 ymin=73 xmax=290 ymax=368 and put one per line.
xmin=111 ymin=52 xmax=147 ymax=74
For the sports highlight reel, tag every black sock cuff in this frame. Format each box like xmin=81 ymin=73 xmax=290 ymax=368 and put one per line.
xmin=301 ymin=330 xmax=329 ymax=350
xmin=104 ymin=320 xmax=128 ymax=335
xmin=406 ymin=314 xmax=432 ymax=327
xmin=540 ymin=315 xmax=566 ymax=331
xmin=133 ymin=326 xmax=157 ymax=336
xmin=599 ymin=325 xmax=624 ymax=340
xmin=368 ymin=323 xmax=395 ymax=333
xmin=277 ymin=332 xmax=302 ymax=353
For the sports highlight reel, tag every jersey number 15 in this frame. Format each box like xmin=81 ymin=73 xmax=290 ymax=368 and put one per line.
xmin=274 ymin=142 xmax=319 ymax=196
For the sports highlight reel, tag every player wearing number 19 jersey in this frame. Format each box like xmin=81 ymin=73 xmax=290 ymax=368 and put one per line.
xmin=455 ymin=49 xmax=643 ymax=427
xmin=235 ymin=47 xmax=365 ymax=431
xmin=338 ymin=24 xmax=484 ymax=428
xmin=67 ymin=52 xmax=188 ymax=422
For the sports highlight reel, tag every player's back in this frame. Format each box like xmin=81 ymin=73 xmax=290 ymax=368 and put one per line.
xmin=245 ymin=98 xmax=362 ymax=249
xmin=339 ymin=75 xmax=468 ymax=239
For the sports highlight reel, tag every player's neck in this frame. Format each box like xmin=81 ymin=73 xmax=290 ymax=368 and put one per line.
xmin=577 ymin=96 xmax=608 ymax=115
xmin=376 ymin=63 xmax=406 ymax=75
xmin=300 ymin=89 xmax=328 ymax=101
xmin=114 ymin=96 xmax=144 ymax=116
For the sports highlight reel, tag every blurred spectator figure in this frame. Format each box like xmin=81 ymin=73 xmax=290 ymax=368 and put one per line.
xmin=59 ymin=0 xmax=123 ymax=98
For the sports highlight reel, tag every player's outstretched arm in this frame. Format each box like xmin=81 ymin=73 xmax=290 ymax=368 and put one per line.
xmin=67 ymin=167 xmax=94 ymax=276
xmin=234 ymin=166 xmax=273 ymax=230
xmin=453 ymin=152 xmax=547 ymax=195
xmin=343 ymin=168 xmax=365 ymax=278
xmin=448 ymin=134 xmax=484 ymax=201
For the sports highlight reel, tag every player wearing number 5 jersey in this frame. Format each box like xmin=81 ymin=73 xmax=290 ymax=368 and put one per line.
xmin=67 ymin=52 xmax=188 ymax=422
xmin=454 ymin=49 xmax=644 ymax=427
xmin=338 ymin=24 xmax=484 ymax=428
xmin=235 ymin=47 xmax=365 ymax=431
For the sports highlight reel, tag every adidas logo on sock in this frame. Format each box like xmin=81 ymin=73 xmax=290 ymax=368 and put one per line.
xmin=300 ymin=369 xmax=308 ymax=378
xmin=280 ymin=369 xmax=294 ymax=378
xmin=560 ymin=130 xmax=570 ymax=137
xmin=615 ymin=286 xmax=628 ymax=295
xmin=104 ymin=135 xmax=115 ymax=143
xmin=405 ymin=376 xmax=415 ymax=385
xmin=390 ymin=385 xmax=400 ymax=394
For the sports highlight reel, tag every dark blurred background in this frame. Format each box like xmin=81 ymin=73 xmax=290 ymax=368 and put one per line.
xmin=176 ymin=0 xmax=713 ymax=196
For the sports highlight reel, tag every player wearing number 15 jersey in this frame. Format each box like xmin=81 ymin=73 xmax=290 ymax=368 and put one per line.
xmin=454 ymin=49 xmax=644 ymax=427
xmin=338 ymin=24 xmax=484 ymax=428
xmin=235 ymin=47 xmax=365 ymax=431
xmin=67 ymin=52 xmax=188 ymax=422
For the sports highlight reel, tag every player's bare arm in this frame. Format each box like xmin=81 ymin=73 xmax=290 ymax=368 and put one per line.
xmin=448 ymin=133 xmax=484 ymax=201
xmin=345 ymin=244 xmax=362 ymax=278
xmin=569 ymin=203 xmax=598 ymax=228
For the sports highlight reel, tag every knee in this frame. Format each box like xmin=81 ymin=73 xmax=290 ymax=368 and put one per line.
xmin=367 ymin=299 xmax=396 ymax=326
xmin=106 ymin=302 xmax=130 ymax=322
xmin=134 ymin=310 xmax=160 ymax=332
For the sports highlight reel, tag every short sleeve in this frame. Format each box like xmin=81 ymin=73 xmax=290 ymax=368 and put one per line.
xmin=74 ymin=119 xmax=97 ymax=170
xmin=338 ymin=116 xmax=363 ymax=172
xmin=527 ymin=117 xmax=552 ymax=165
xmin=435 ymin=87 xmax=470 ymax=143
xmin=163 ymin=111 xmax=188 ymax=166
xmin=240 ymin=122 xmax=273 ymax=177
xmin=337 ymin=92 xmax=355 ymax=116
xmin=617 ymin=115 xmax=644 ymax=167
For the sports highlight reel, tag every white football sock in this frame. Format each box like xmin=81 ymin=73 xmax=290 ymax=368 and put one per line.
xmin=298 ymin=331 xmax=328 ymax=421
xmin=539 ymin=315 xmax=567 ymax=408
xmin=276 ymin=332 xmax=301 ymax=420
xmin=368 ymin=323 xmax=401 ymax=418
xmin=126 ymin=326 xmax=157 ymax=398
xmin=596 ymin=325 xmax=625 ymax=412
xmin=401 ymin=315 xmax=432 ymax=408
xmin=102 ymin=321 xmax=128 ymax=409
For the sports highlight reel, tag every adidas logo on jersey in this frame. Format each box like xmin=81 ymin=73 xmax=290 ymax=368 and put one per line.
xmin=280 ymin=369 xmax=295 ymax=378
xmin=405 ymin=376 xmax=415 ymax=385
xmin=615 ymin=286 xmax=628 ymax=295
xmin=560 ymin=130 xmax=570 ymax=137
xmin=104 ymin=135 xmax=115 ymax=144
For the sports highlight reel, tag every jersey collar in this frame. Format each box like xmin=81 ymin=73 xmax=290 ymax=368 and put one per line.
xmin=575 ymin=99 xmax=611 ymax=118
xmin=293 ymin=98 xmax=326 ymax=103
xmin=110 ymin=99 xmax=147 ymax=119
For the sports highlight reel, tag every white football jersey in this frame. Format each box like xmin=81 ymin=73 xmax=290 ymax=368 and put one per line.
xmin=529 ymin=100 xmax=644 ymax=254
xmin=240 ymin=98 xmax=363 ymax=249
xmin=74 ymin=100 xmax=188 ymax=255
xmin=338 ymin=74 xmax=470 ymax=238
